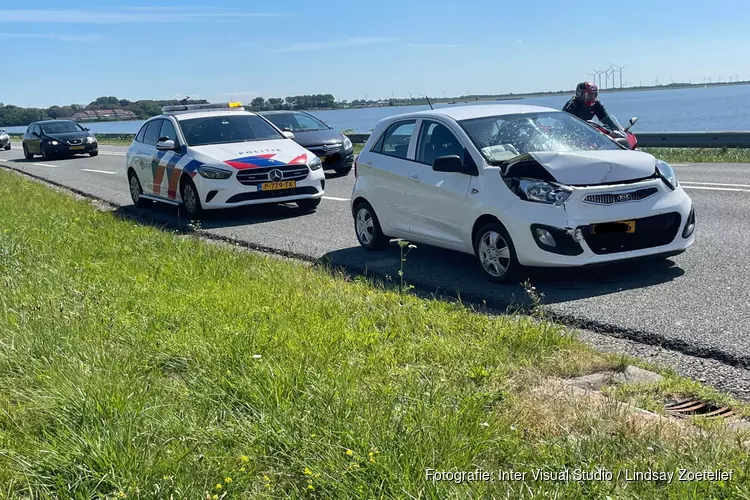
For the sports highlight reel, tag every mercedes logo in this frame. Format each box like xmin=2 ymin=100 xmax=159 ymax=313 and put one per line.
xmin=269 ymin=169 xmax=283 ymax=182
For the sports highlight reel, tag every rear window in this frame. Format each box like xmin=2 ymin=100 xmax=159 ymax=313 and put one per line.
xmin=373 ymin=120 xmax=415 ymax=159
xmin=179 ymin=114 xmax=283 ymax=147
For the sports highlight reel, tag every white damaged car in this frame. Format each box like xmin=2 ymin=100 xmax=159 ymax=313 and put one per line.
xmin=351 ymin=104 xmax=695 ymax=282
xmin=126 ymin=102 xmax=325 ymax=218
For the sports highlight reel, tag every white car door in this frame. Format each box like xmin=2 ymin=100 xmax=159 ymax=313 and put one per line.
xmin=362 ymin=119 xmax=418 ymax=233
xmin=139 ymin=119 xmax=164 ymax=196
xmin=405 ymin=119 xmax=473 ymax=248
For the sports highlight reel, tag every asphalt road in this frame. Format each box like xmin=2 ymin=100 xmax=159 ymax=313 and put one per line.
xmin=2 ymin=142 xmax=749 ymax=366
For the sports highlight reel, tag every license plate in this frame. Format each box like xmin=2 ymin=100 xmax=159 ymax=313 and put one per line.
xmin=592 ymin=220 xmax=636 ymax=234
xmin=260 ymin=180 xmax=296 ymax=191
xmin=70 ymin=145 xmax=85 ymax=150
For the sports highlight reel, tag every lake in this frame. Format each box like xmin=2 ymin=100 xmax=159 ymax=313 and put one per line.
xmin=5 ymin=84 xmax=750 ymax=135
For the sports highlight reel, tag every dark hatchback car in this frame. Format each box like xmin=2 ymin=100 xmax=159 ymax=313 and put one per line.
xmin=259 ymin=110 xmax=354 ymax=175
xmin=22 ymin=120 xmax=99 ymax=160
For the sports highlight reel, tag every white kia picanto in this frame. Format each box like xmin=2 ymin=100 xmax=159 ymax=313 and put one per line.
xmin=350 ymin=104 xmax=695 ymax=283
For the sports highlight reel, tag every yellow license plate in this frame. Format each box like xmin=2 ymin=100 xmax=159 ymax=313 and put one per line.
xmin=70 ymin=145 xmax=85 ymax=150
xmin=260 ymin=180 xmax=296 ymax=191
xmin=592 ymin=220 xmax=636 ymax=234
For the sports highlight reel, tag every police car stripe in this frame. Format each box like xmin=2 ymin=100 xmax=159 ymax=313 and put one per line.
xmin=153 ymin=152 xmax=175 ymax=196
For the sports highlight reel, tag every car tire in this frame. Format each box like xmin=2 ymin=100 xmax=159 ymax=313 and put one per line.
xmin=180 ymin=176 xmax=203 ymax=219
xmin=90 ymin=151 xmax=99 ymax=157
xmin=473 ymin=222 xmax=522 ymax=284
xmin=353 ymin=200 xmax=390 ymax=250
xmin=4 ymin=144 xmax=9 ymax=151
xmin=41 ymin=145 xmax=50 ymax=161
xmin=128 ymin=170 xmax=150 ymax=208
xmin=334 ymin=165 xmax=352 ymax=176
xmin=296 ymin=197 xmax=321 ymax=211
xmin=23 ymin=144 xmax=33 ymax=159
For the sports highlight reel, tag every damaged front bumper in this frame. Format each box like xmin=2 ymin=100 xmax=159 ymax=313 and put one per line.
xmin=502 ymin=179 xmax=695 ymax=267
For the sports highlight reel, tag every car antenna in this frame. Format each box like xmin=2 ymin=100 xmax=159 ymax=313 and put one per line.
xmin=425 ymin=96 xmax=434 ymax=110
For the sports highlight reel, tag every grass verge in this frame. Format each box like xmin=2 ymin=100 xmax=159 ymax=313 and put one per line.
xmin=643 ymin=147 xmax=750 ymax=164
xmin=1 ymin=169 xmax=750 ymax=498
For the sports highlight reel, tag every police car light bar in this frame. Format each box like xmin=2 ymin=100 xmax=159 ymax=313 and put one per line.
xmin=162 ymin=101 xmax=245 ymax=113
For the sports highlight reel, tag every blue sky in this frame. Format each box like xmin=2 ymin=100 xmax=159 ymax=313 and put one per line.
xmin=2 ymin=1 xmax=750 ymax=107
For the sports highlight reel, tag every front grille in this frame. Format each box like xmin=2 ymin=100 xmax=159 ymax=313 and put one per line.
xmin=583 ymin=187 xmax=659 ymax=205
xmin=581 ymin=212 xmax=682 ymax=255
xmin=67 ymin=139 xmax=83 ymax=145
xmin=307 ymin=144 xmax=342 ymax=156
xmin=235 ymin=165 xmax=309 ymax=185
xmin=226 ymin=186 xmax=319 ymax=203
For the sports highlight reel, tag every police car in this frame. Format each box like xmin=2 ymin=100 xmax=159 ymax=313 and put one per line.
xmin=126 ymin=102 xmax=326 ymax=218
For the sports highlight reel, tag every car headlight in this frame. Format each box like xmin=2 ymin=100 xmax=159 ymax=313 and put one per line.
xmin=49 ymin=140 xmax=59 ymax=146
xmin=197 ymin=165 xmax=233 ymax=179
xmin=517 ymin=178 xmax=572 ymax=205
xmin=309 ymin=156 xmax=322 ymax=171
xmin=342 ymin=135 xmax=353 ymax=151
xmin=86 ymin=136 xmax=97 ymax=144
xmin=655 ymin=160 xmax=678 ymax=190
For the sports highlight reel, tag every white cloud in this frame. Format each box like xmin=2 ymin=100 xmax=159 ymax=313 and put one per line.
xmin=274 ymin=37 xmax=398 ymax=53
xmin=515 ymin=40 xmax=524 ymax=45
xmin=0 ymin=32 xmax=102 ymax=42
xmin=0 ymin=9 xmax=291 ymax=24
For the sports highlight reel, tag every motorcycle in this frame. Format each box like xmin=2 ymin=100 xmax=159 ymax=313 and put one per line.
xmin=588 ymin=116 xmax=639 ymax=150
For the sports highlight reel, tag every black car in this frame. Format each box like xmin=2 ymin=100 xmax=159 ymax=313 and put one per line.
xmin=22 ymin=120 xmax=99 ymax=160
xmin=259 ymin=110 xmax=354 ymax=175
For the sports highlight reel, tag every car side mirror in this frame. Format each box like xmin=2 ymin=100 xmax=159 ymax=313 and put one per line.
xmin=156 ymin=139 xmax=176 ymax=151
xmin=432 ymin=155 xmax=465 ymax=173
xmin=625 ymin=116 xmax=638 ymax=132
xmin=32 ymin=131 xmax=40 ymax=137
xmin=282 ymin=131 xmax=295 ymax=140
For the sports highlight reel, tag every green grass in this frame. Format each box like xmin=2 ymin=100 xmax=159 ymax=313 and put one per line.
xmin=1 ymin=169 xmax=750 ymax=498
xmin=643 ymin=147 xmax=750 ymax=164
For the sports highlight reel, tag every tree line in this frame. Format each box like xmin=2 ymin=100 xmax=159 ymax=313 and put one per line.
xmin=0 ymin=96 xmax=199 ymax=127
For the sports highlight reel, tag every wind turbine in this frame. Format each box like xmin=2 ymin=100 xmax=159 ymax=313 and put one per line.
xmin=441 ymin=89 xmax=447 ymax=99
xmin=595 ymin=69 xmax=606 ymax=88
xmin=612 ymin=64 xmax=626 ymax=88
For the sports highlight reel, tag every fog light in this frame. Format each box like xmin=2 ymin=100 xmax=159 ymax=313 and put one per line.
xmin=535 ymin=228 xmax=556 ymax=247
xmin=682 ymin=207 xmax=696 ymax=238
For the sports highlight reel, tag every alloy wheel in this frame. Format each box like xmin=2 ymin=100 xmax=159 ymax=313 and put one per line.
xmin=355 ymin=207 xmax=375 ymax=245
xmin=129 ymin=175 xmax=141 ymax=204
xmin=478 ymin=230 xmax=511 ymax=278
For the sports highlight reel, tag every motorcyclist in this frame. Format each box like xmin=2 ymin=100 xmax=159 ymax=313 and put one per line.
xmin=562 ymin=82 xmax=622 ymax=135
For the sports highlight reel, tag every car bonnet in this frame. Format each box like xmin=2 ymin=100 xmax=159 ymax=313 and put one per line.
xmin=189 ymin=139 xmax=312 ymax=170
xmin=528 ymin=150 xmax=657 ymax=185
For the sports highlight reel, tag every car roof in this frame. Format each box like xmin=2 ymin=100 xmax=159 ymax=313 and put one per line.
xmin=160 ymin=109 xmax=257 ymax=122
xmin=384 ymin=103 xmax=559 ymax=122
xmin=35 ymin=119 xmax=77 ymax=124
xmin=258 ymin=110 xmax=310 ymax=115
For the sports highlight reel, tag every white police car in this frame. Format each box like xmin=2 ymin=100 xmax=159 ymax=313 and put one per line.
xmin=126 ymin=102 xmax=325 ymax=218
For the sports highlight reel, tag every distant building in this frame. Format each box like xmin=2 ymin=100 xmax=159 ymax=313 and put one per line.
xmin=71 ymin=109 xmax=137 ymax=122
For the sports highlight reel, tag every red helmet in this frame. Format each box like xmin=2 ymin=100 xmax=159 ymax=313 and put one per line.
xmin=576 ymin=81 xmax=599 ymax=107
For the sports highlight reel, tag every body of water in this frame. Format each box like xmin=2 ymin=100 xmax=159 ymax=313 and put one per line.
xmin=5 ymin=84 xmax=750 ymax=135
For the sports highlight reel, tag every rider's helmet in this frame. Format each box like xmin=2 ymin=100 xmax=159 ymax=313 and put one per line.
xmin=575 ymin=81 xmax=599 ymax=107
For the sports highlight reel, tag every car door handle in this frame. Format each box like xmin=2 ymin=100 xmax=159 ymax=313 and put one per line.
xmin=409 ymin=174 xmax=420 ymax=182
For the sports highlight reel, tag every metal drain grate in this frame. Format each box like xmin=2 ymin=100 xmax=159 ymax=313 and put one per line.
xmin=664 ymin=399 xmax=735 ymax=419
